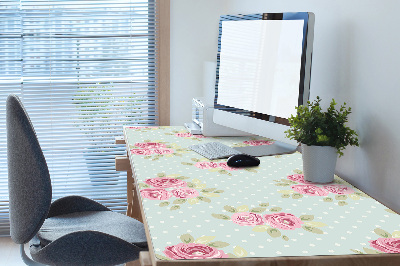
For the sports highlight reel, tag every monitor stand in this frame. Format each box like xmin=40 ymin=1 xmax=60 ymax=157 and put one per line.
xmin=233 ymin=141 xmax=299 ymax=157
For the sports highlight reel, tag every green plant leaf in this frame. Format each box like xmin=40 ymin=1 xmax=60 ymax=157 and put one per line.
xmin=197 ymin=196 xmax=211 ymax=203
xmin=207 ymin=241 xmax=230 ymax=248
xmin=196 ymin=183 xmax=207 ymax=189
xmin=245 ymin=168 xmax=258 ymax=173
xmin=202 ymin=188 xmax=216 ymax=193
xmin=259 ymin=202 xmax=269 ymax=207
xmin=202 ymin=192 xmax=220 ymax=197
xmin=159 ymin=201 xmax=170 ymax=207
xmin=292 ymin=193 xmax=303 ymax=199
xmin=170 ymin=205 xmax=180 ymax=211
xmin=350 ymin=249 xmax=364 ymax=254
xmin=349 ymin=194 xmax=360 ymax=200
xmin=250 ymin=207 xmax=266 ymax=213
xmin=192 ymin=178 xmax=201 ymax=184
xmin=275 ymin=183 xmax=291 ymax=187
xmin=385 ymin=208 xmax=398 ymax=214
xmin=138 ymin=183 xmax=150 ymax=188
xmin=211 ymin=213 xmax=230 ymax=220
xmin=338 ymin=201 xmax=348 ymax=206
xmin=173 ymin=199 xmax=187 ymax=204
xmin=237 ymin=205 xmax=249 ymax=212
xmin=188 ymin=198 xmax=199 ymax=205
xmin=374 ymin=228 xmax=392 ymax=238
xmin=392 ymin=231 xmax=400 ymax=238
xmin=277 ymin=190 xmax=293 ymax=194
xmin=282 ymin=235 xmax=289 ymax=241
xmin=155 ymin=254 xmax=171 ymax=260
xmin=186 ymin=182 xmax=196 ymax=188
xmin=214 ymin=190 xmax=224 ymax=193
xmin=299 ymin=215 xmax=314 ymax=221
xmin=323 ymin=197 xmax=333 ymax=202
xmin=176 ymin=176 xmax=190 ymax=180
xmin=157 ymin=172 xmax=166 ymax=177
xmin=335 ymin=195 xmax=348 ymax=200
xmin=304 ymin=221 xmax=327 ymax=227
xmin=302 ymin=225 xmax=324 ymax=234
xmin=267 ymin=228 xmax=281 ymax=238
xmin=233 ymin=246 xmax=248 ymax=257
xmin=269 ymin=207 xmax=282 ymax=212
xmin=363 ymin=247 xmax=381 ymax=254
xmin=224 ymin=205 xmax=237 ymax=213
xmin=180 ymin=234 xmax=195 ymax=243
xmin=285 ymin=97 xmax=359 ymax=157
xmin=281 ymin=179 xmax=297 ymax=184
xmin=281 ymin=194 xmax=291 ymax=198
xmin=252 ymin=225 xmax=269 ymax=232
xmin=194 ymin=236 xmax=216 ymax=244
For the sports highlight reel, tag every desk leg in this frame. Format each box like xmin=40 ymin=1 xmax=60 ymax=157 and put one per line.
xmin=127 ymin=169 xmax=143 ymax=223
xmin=127 ymin=169 xmax=134 ymax=217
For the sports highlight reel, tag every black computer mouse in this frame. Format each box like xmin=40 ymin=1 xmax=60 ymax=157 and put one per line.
xmin=227 ymin=154 xmax=260 ymax=167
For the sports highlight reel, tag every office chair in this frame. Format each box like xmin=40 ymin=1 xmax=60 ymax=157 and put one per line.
xmin=6 ymin=94 xmax=148 ymax=265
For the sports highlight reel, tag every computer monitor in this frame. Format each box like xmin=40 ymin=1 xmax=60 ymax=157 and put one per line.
xmin=213 ymin=12 xmax=315 ymax=156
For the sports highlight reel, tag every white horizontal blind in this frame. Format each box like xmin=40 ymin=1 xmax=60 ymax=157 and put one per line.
xmin=0 ymin=0 xmax=159 ymax=236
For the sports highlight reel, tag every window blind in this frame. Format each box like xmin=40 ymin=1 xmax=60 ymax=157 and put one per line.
xmin=0 ymin=0 xmax=159 ymax=236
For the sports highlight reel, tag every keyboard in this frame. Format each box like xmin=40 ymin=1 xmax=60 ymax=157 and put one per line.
xmin=189 ymin=142 xmax=242 ymax=160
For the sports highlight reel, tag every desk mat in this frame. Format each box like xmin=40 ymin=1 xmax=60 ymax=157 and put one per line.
xmin=124 ymin=126 xmax=400 ymax=261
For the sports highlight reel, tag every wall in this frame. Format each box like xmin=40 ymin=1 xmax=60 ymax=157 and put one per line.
xmin=170 ymin=0 xmax=400 ymax=212
xmin=170 ymin=0 xmax=228 ymax=124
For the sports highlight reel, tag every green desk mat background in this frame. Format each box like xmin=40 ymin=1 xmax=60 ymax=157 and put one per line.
xmin=124 ymin=126 xmax=400 ymax=260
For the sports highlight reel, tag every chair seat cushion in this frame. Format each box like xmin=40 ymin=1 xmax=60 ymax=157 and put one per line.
xmin=37 ymin=211 xmax=147 ymax=248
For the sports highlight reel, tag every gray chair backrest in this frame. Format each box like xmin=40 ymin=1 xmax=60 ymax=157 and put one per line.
xmin=7 ymin=94 xmax=52 ymax=244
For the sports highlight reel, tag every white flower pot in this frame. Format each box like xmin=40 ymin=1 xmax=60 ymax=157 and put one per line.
xmin=301 ymin=144 xmax=338 ymax=183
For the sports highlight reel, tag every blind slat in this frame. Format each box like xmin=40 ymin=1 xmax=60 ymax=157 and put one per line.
xmin=0 ymin=0 xmax=159 ymax=236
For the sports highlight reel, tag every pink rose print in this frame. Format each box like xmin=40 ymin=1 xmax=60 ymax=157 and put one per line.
xmin=195 ymin=161 xmax=219 ymax=169
xmin=140 ymin=188 xmax=172 ymax=200
xmin=152 ymin=148 xmax=174 ymax=155
xmin=218 ymin=162 xmax=239 ymax=171
xmin=163 ymin=243 xmax=228 ymax=259
xmin=175 ymin=132 xmax=193 ymax=138
xmin=145 ymin=177 xmax=187 ymax=188
xmin=243 ymin=140 xmax=274 ymax=146
xmin=291 ymin=184 xmax=329 ymax=196
xmin=171 ymin=187 xmax=199 ymax=199
xmin=193 ymin=134 xmax=205 ymax=138
xmin=369 ymin=238 xmax=400 ymax=253
xmin=287 ymin=174 xmax=313 ymax=184
xmin=130 ymin=149 xmax=154 ymax=155
xmin=323 ymin=184 xmax=355 ymax=195
xmin=263 ymin=212 xmax=304 ymax=230
xmin=231 ymin=212 xmax=265 ymax=226
xmin=135 ymin=142 xmax=166 ymax=149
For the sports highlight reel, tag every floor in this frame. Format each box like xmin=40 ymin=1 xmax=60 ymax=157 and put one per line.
xmin=0 ymin=237 xmax=26 ymax=266
xmin=0 ymin=237 xmax=141 ymax=266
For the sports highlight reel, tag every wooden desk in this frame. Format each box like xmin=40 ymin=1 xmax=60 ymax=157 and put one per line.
xmin=120 ymin=126 xmax=400 ymax=266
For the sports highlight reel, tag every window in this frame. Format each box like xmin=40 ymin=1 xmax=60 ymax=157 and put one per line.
xmin=0 ymin=0 xmax=169 ymax=236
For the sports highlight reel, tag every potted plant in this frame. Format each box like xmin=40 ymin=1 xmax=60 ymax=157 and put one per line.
xmin=285 ymin=96 xmax=359 ymax=183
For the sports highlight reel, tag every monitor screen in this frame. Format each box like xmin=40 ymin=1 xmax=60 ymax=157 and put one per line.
xmin=217 ymin=19 xmax=304 ymax=119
